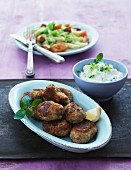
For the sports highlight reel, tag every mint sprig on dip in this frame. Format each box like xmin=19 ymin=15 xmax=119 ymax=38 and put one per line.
xmin=14 ymin=95 xmax=43 ymax=120
xmin=93 ymin=53 xmax=103 ymax=64
xmin=90 ymin=53 xmax=111 ymax=73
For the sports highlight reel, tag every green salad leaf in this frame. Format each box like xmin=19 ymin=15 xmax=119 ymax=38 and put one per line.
xmin=45 ymin=36 xmax=56 ymax=45
xmin=43 ymin=28 xmax=49 ymax=34
xmin=47 ymin=22 xmax=55 ymax=30
xmin=51 ymin=30 xmax=58 ymax=36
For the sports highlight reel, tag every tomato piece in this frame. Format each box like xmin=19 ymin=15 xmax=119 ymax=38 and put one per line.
xmin=80 ymin=31 xmax=87 ymax=37
xmin=54 ymin=24 xmax=62 ymax=30
xmin=50 ymin=44 xmax=68 ymax=52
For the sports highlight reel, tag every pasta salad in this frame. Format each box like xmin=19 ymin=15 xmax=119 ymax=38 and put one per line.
xmin=34 ymin=22 xmax=90 ymax=52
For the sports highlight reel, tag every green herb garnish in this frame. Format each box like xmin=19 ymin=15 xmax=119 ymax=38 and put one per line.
xmin=14 ymin=96 xmax=43 ymax=120
xmin=93 ymin=53 xmax=103 ymax=64
xmin=100 ymin=67 xmax=104 ymax=72
xmin=90 ymin=63 xmax=97 ymax=71
xmin=89 ymin=75 xmax=95 ymax=78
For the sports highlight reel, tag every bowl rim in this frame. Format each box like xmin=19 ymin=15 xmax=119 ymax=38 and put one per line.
xmin=72 ymin=58 xmax=128 ymax=85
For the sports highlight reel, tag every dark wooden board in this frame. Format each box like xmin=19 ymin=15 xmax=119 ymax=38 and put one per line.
xmin=0 ymin=79 xmax=131 ymax=159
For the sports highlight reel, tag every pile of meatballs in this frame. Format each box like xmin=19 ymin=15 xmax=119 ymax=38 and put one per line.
xmin=22 ymin=84 xmax=98 ymax=144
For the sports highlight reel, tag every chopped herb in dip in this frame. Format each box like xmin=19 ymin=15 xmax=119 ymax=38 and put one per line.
xmin=79 ymin=53 xmax=123 ymax=83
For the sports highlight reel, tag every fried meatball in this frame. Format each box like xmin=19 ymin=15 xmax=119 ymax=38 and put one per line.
xmin=70 ymin=120 xmax=97 ymax=144
xmin=20 ymin=92 xmax=30 ymax=102
xmin=30 ymin=89 xmax=45 ymax=100
xmin=43 ymin=84 xmax=70 ymax=106
xmin=58 ymin=87 xmax=73 ymax=102
xmin=29 ymin=107 xmax=38 ymax=120
xmin=63 ymin=102 xmax=86 ymax=123
xmin=35 ymin=101 xmax=64 ymax=121
xmin=43 ymin=119 xmax=71 ymax=137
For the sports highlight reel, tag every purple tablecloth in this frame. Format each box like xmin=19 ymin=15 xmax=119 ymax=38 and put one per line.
xmin=0 ymin=0 xmax=130 ymax=79
xmin=0 ymin=0 xmax=131 ymax=169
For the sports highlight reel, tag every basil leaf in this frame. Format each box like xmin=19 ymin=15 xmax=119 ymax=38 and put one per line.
xmin=31 ymin=99 xmax=43 ymax=108
xmin=14 ymin=109 xmax=26 ymax=120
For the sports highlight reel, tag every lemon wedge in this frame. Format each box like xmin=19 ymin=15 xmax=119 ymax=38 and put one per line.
xmin=85 ymin=106 xmax=102 ymax=122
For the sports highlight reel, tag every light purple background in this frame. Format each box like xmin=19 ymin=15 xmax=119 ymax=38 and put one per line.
xmin=0 ymin=0 xmax=131 ymax=169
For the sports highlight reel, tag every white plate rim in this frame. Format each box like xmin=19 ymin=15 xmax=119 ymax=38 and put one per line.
xmin=8 ymin=80 xmax=112 ymax=153
xmin=15 ymin=20 xmax=99 ymax=56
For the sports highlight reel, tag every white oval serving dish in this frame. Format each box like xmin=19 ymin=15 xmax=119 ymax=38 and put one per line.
xmin=8 ymin=80 xmax=112 ymax=153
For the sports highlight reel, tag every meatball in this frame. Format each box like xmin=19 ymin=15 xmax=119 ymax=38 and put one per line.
xmin=35 ymin=101 xmax=64 ymax=121
xmin=30 ymin=89 xmax=45 ymax=100
xmin=29 ymin=107 xmax=38 ymax=120
xmin=43 ymin=119 xmax=71 ymax=137
xmin=43 ymin=84 xmax=70 ymax=106
xmin=58 ymin=87 xmax=73 ymax=102
xmin=70 ymin=120 xmax=97 ymax=144
xmin=63 ymin=102 xmax=86 ymax=123
xmin=20 ymin=92 xmax=30 ymax=102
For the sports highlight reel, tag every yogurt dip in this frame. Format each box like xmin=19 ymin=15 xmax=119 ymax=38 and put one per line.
xmin=79 ymin=61 xmax=123 ymax=83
